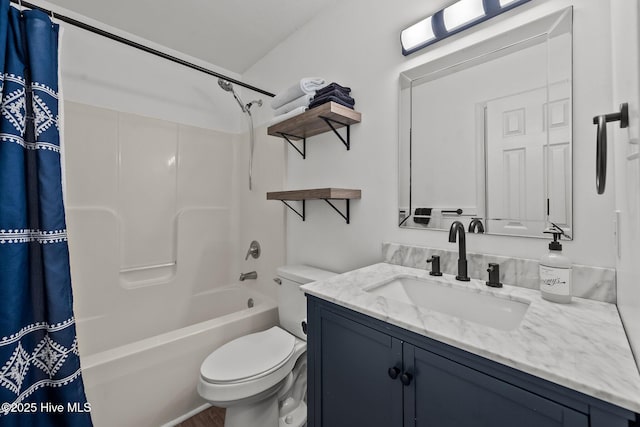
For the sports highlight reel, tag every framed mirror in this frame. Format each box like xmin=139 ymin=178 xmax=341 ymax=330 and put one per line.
xmin=398 ymin=7 xmax=572 ymax=239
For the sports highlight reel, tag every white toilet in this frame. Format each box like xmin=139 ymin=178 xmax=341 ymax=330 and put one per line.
xmin=197 ymin=265 xmax=336 ymax=427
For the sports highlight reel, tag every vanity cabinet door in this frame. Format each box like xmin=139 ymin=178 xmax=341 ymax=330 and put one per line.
xmin=315 ymin=311 xmax=403 ymax=427
xmin=406 ymin=345 xmax=588 ymax=427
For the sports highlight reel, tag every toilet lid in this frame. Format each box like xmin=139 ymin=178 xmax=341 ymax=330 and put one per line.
xmin=201 ymin=326 xmax=296 ymax=384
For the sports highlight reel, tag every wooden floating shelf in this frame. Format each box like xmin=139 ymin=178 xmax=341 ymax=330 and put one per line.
xmin=267 ymin=102 xmax=362 ymax=158
xmin=267 ymin=102 xmax=361 ymax=140
xmin=267 ymin=188 xmax=361 ymax=201
xmin=267 ymin=188 xmax=362 ymax=224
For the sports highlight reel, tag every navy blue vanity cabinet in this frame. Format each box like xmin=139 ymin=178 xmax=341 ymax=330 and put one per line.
xmin=407 ymin=345 xmax=586 ymax=426
xmin=306 ymin=296 xmax=637 ymax=427
xmin=309 ymin=308 xmax=403 ymax=427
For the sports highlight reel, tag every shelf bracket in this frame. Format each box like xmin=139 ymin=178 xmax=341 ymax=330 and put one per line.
xmin=281 ymin=200 xmax=305 ymax=221
xmin=324 ymin=199 xmax=351 ymax=224
xmin=320 ymin=116 xmax=351 ymax=150
xmin=278 ymin=132 xmax=306 ymax=159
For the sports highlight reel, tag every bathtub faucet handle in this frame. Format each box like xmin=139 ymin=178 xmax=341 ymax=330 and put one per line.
xmin=245 ymin=240 xmax=261 ymax=260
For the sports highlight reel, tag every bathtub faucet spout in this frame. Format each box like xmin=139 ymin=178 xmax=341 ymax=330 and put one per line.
xmin=239 ymin=271 xmax=258 ymax=281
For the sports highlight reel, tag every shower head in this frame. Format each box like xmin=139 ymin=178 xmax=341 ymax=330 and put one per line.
xmin=218 ymin=79 xmax=263 ymax=114
xmin=218 ymin=79 xmax=246 ymax=113
xmin=218 ymin=79 xmax=234 ymax=92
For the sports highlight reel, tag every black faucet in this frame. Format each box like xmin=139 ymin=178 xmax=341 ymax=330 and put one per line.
xmin=468 ymin=218 xmax=485 ymax=233
xmin=448 ymin=221 xmax=470 ymax=281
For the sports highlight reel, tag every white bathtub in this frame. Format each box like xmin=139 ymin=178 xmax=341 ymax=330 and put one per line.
xmin=78 ymin=285 xmax=278 ymax=427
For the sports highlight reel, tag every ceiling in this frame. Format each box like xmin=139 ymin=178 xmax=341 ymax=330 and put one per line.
xmin=43 ymin=0 xmax=340 ymax=74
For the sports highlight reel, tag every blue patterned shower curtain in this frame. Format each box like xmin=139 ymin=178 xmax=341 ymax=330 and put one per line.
xmin=0 ymin=1 xmax=92 ymax=425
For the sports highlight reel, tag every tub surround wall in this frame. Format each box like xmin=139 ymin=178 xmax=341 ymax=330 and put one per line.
xmin=54 ymin=0 xmax=287 ymax=309
xmin=64 ymin=102 xmax=240 ymax=353
xmin=383 ymin=243 xmax=616 ymax=304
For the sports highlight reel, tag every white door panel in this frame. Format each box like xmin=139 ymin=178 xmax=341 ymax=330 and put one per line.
xmin=485 ymin=83 xmax=570 ymax=236
xmin=486 ymin=88 xmax=546 ymax=235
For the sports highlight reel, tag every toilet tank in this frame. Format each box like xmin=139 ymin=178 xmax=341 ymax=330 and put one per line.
xmin=276 ymin=265 xmax=336 ymax=340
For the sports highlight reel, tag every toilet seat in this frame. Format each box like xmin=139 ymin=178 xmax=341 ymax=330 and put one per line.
xmin=198 ymin=327 xmax=307 ymax=406
xmin=201 ymin=327 xmax=296 ymax=384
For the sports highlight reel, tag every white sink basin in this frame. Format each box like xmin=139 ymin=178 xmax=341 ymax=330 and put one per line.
xmin=364 ymin=275 xmax=529 ymax=331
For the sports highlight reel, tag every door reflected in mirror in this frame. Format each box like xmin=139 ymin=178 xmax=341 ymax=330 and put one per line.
xmin=398 ymin=8 xmax=572 ymax=239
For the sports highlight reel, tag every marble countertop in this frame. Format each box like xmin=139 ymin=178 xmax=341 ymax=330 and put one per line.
xmin=301 ymin=262 xmax=640 ymax=413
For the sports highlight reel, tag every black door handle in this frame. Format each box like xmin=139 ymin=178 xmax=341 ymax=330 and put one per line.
xmin=388 ymin=367 xmax=400 ymax=380
xmin=400 ymin=372 xmax=413 ymax=386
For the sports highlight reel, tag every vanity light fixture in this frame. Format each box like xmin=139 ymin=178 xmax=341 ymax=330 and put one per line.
xmin=443 ymin=0 xmax=485 ymax=31
xmin=400 ymin=0 xmax=531 ymax=55
xmin=400 ymin=16 xmax=436 ymax=52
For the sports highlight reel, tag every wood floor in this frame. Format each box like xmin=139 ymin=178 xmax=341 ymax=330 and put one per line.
xmin=177 ymin=406 xmax=225 ymax=427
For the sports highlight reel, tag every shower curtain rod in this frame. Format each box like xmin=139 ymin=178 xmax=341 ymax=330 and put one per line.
xmin=10 ymin=0 xmax=276 ymax=98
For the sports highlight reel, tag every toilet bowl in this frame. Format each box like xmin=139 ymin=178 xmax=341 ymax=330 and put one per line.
xmin=197 ymin=265 xmax=336 ymax=427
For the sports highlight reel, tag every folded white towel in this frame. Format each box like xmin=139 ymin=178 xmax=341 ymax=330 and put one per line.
xmin=267 ymin=106 xmax=307 ymax=126
xmin=271 ymin=78 xmax=327 ymax=109
xmin=274 ymin=94 xmax=314 ymax=116
xmin=266 ymin=106 xmax=308 ymax=127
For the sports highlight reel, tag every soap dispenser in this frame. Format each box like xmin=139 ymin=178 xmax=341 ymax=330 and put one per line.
xmin=539 ymin=225 xmax=572 ymax=303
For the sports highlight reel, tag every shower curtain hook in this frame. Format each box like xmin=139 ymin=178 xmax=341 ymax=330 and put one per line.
xmin=17 ymin=0 xmax=23 ymax=16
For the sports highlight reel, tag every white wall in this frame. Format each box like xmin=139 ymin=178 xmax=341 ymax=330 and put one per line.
xmin=244 ymin=0 xmax=617 ymax=273
xmin=610 ymin=0 xmax=640 ymax=368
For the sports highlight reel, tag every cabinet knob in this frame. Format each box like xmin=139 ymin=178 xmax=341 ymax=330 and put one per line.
xmin=388 ymin=367 xmax=401 ymax=380
xmin=400 ymin=372 xmax=413 ymax=386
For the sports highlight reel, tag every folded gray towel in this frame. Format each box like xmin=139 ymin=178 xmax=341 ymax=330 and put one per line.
xmin=309 ymin=96 xmax=355 ymax=110
xmin=313 ymin=89 xmax=354 ymax=103
xmin=316 ymin=82 xmax=351 ymax=97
